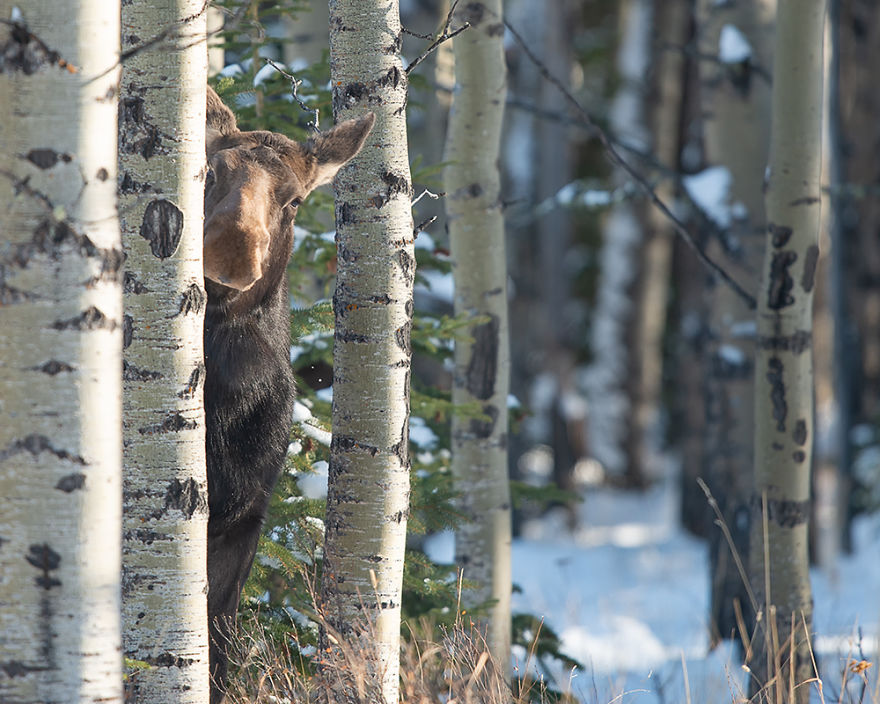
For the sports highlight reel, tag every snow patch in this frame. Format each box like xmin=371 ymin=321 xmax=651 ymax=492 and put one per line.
xmin=719 ymin=24 xmax=753 ymax=64
xmin=683 ymin=166 xmax=732 ymax=228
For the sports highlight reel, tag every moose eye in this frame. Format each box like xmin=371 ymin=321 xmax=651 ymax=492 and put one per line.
xmin=288 ymin=197 xmax=302 ymax=209
xmin=205 ymin=168 xmax=216 ymax=189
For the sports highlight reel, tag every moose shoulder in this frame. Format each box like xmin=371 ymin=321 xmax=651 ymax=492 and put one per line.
xmin=203 ymin=86 xmax=373 ymax=703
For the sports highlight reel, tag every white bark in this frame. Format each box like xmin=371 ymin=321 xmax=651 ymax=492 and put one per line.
xmin=119 ymin=3 xmax=210 ymax=702
xmin=0 ymin=2 xmax=123 ymax=702
xmin=584 ymin=0 xmax=652 ymax=478
xmin=321 ymin=2 xmax=414 ymax=702
xmin=750 ymin=0 xmax=825 ymax=698
xmin=444 ymin=0 xmax=512 ymax=674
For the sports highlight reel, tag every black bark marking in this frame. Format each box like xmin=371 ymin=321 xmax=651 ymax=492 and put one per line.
xmin=25 ymin=149 xmax=70 ymax=170
xmin=801 ymin=245 xmax=819 ymax=292
xmin=486 ymin=22 xmax=504 ymax=37
xmin=120 ymin=95 xmax=163 ymax=160
xmin=331 ymin=435 xmax=380 ymax=456
xmin=466 ymin=315 xmax=499 ymax=400
xmin=119 ymin=172 xmax=157 ymax=194
xmin=766 ymin=357 xmax=787 ymax=432
xmin=789 ymin=196 xmax=820 ymax=207
xmin=176 ymin=283 xmax=206 ymax=317
xmin=123 ymin=360 xmax=162 ymax=382
xmin=142 ymin=652 xmax=195 ymax=668
xmin=335 ymin=81 xmax=369 ymax=113
xmin=382 ymin=170 xmax=412 ymax=198
xmin=753 ymin=495 xmax=810 ymax=527
xmin=96 ymin=167 xmax=109 ymax=181
xmin=0 ymin=20 xmax=71 ymax=74
xmin=378 ymin=66 xmax=402 ymax=90
xmin=461 ymin=1 xmax=486 ymax=24
xmin=792 ymin=450 xmax=806 ymax=463
xmin=55 ymin=473 xmax=85 ymax=492
xmin=8 ymin=220 xmax=123 ymax=281
xmin=51 ymin=306 xmax=116 ymax=331
xmin=335 ymin=329 xmax=370 ymax=344
xmin=32 ymin=360 xmax=74 ymax=375
xmin=470 ymin=404 xmax=499 ymax=439
xmin=123 ymin=314 xmax=134 ymax=349
xmin=395 ymin=320 xmax=412 ymax=355
xmin=26 ymin=544 xmax=61 ymax=589
xmin=164 ymin=477 xmax=207 ymax=518
xmin=140 ymin=199 xmax=183 ymax=259
xmin=398 ymin=249 xmax=415 ymax=286
xmin=768 ymin=223 xmax=793 ymax=248
xmin=178 ymin=363 xmax=205 ymax=399
xmin=0 ymin=434 xmax=85 ymax=464
xmin=337 ymin=202 xmax=355 ymax=227
xmin=138 ymin=412 xmax=197 ymax=436
xmin=758 ymin=330 xmax=811 ymax=354
xmin=793 ymin=419 xmax=808 ymax=446
xmin=123 ymin=271 xmax=150 ymax=294
xmin=767 ymin=251 xmax=797 ymax=309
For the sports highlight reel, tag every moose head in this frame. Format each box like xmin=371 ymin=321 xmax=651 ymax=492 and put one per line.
xmin=204 ymin=86 xmax=374 ymax=295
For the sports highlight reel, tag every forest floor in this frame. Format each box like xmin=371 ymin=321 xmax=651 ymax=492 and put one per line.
xmin=425 ymin=477 xmax=880 ymax=703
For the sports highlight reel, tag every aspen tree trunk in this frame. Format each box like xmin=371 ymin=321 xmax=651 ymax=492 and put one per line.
xmin=119 ymin=4 xmax=210 ymax=702
xmin=320 ymin=2 xmax=414 ymax=701
xmin=207 ymin=5 xmax=225 ymax=76
xmin=0 ymin=3 xmax=123 ymax=702
xmin=696 ymin=0 xmax=775 ymax=646
xmin=625 ymin=0 xmax=689 ymax=485
xmin=749 ymin=1 xmax=824 ymax=698
xmin=444 ymin=0 xmax=511 ymax=674
xmin=585 ymin=0 xmax=652 ymax=479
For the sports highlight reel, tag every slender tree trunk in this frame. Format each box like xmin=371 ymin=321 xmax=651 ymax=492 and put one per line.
xmin=320 ymin=2 xmax=414 ymax=702
xmin=585 ymin=0 xmax=652 ymax=480
xmin=0 ymin=3 xmax=123 ymax=702
xmin=625 ymin=0 xmax=689 ymax=485
xmin=444 ymin=0 xmax=512 ymax=674
xmin=119 ymin=3 xmax=210 ymax=702
xmin=696 ymin=0 xmax=775 ymax=647
xmin=207 ymin=5 xmax=225 ymax=76
xmin=749 ymin=1 xmax=825 ymax=698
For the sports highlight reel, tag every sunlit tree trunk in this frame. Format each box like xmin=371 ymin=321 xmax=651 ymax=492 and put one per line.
xmin=749 ymin=1 xmax=825 ymax=698
xmin=0 ymin=2 xmax=123 ymax=702
xmin=320 ymin=2 xmax=414 ymax=701
xmin=118 ymin=3 xmax=210 ymax=702
xmin=696 ymin=0 xmax=775 ymax=647
xmin=444 ymin=0 xmax=512 ymax=674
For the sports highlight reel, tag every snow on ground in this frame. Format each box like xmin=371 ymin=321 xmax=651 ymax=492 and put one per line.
xmin=425 ymin=480 xmax=880 ymax=703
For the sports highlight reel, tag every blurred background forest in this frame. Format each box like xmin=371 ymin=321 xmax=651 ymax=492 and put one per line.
xmin=207 ymin=0 xmax=880 ymax=701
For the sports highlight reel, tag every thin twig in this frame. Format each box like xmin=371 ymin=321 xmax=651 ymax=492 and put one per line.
xmin=405 ymin=0 xmax=470 ymax=75
xmin=264 ymin=58 xmax=321 ymax=133
xmin=412 ymin=187 xmax=444 ymax=206
xmin=501 ymin=14 xmax=758 ymax=310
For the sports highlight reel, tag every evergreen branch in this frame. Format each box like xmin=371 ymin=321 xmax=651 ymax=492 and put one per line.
xmin=405 ymin=0 xmax=470 ymax=75
xmin=501 ymin=14 xmax=758 ymax=310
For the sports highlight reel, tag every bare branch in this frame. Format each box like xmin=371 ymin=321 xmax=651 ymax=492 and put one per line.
xmin=405 ymin=0 xmax=470 ymax=75
xmin=500 ymin=13 xmax=758 ymax=310
xmin=264 ymin=58 xmax=321 ymax=133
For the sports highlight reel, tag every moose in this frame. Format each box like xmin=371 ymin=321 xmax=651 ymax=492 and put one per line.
xmin=203 ymin=86 xmax=374 ymax=702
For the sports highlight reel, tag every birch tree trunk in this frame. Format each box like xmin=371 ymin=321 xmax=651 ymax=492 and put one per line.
xmin=320 ymin=2 xmax=414 ymax=701
xmin=444 ymin=0 xmax=511 ymax=674
xmin=119 ymin=4 xmax=210 ymax=702
xmin=749 ymin=0 xmax=825 ymax=698
xmin=0 ymin=2 xmax=123 ymax=702
xmin=696 ymin=0 xmax=775 ymax=647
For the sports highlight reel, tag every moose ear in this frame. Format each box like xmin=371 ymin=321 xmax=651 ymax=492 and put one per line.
xmin=306 ymin=112 xmax=376 ymax=189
